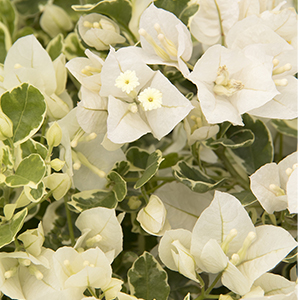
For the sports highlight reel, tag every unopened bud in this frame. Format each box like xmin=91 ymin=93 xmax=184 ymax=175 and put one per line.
xmin=50 ymin=158 xmax=65 ymax=171
xmin=46 ymin=122 xmax=62 ymax=147
xmin=0 ymin=110 xmax=13 ymax=140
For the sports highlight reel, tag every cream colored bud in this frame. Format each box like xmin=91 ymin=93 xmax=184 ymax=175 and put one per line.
xmin=46 ymin=122 xmax=62 ymax=147
xmin=0 ymin=110 xmax=13 ymax=140
xmin=50 ymin=158 xmax=65 ymax=171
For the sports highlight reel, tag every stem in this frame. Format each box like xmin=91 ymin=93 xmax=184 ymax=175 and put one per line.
xmin=40 ymin=116 xmax=48 ymax=145
xmin=214 ymin=0 xmax=225 ymax=46
xmin=185 ymin=61 xmax=194 ymax=71
xmin=278 ymin=133 xmax=283 ymax=161
xmin=87 ymin=287 xmax=98 ymax=298
xmin=64 ymin=195 xmax=75 ymax=246
xmin=214 ymin=147 xmax=249 ymax=190
xmin=205 ymin=272 xmax=222 ymax=295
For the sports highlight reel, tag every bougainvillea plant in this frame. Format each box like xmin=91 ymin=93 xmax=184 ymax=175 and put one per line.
xmin=0 ymin=0 xmax=297 ymax=299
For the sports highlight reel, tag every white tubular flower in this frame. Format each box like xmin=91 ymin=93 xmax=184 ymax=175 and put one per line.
xmin=250 ymin=151 xmax=298 ymax=214
xmin=74 ymin=207 xmax=123 ymax=259
xmin=100 ymin=47 xmax=193 ymax=144
xmin=137 ymin=3 xmax=193 ymax=77
xmin=188 ymin=44 xmax=278 ymax=125
xmin=137 ymin=195 xmax=171 ymax=236
xmin=78 ymin=13 xmax=125 ymax=51
xmin=190 ymin=191 xmax=297 ymax=295
xmin=189 ymin=0 xmax=240 ymax=46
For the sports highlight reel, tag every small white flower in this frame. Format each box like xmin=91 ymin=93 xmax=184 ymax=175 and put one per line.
xmin=115 ymin=70 xmax=140 ymax=94
xmin=138 ymin=87 xmax=162 ymax=111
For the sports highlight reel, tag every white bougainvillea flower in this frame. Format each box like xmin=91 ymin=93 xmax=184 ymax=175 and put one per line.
xmin=154 ymin=181 xmax=213 ymax=231
xmin=58 ymin=108 xmax=125 ymax=191
xmin=137 ymin=195 xmax=171 ymax=236
xmin=137 ymin=3 xmax=193 ymax=77
xmin=226 ymin=16 xmax=297 ymax=120
xmin=78 ymin=13 xmax=125 ymax=51
xmin=188 ymin=44 xmax=279 ymax=125
xmin=189 ymin=0 xmax=240 ymax=46
xmin=100 ymin=47 xmax=193 ymax=144
xmin=158 ymin=229 xmax=199 ymax=282
xmin=3 ymin=35 xmax=72 ymax=120
xmin=241 ymin=273 xmax=297 ymax=299
xmin=53 ymin=247 xmax=112 ymax=290
xmin=74 ymin=207 xmax=123 ymax=260
xmin=250 ymin=151 xmax=298 ymax=214
xmin=190 ymin=191 xmax=297 ymax=295
xmin=183 ymin=98 xmax=219 ymax=145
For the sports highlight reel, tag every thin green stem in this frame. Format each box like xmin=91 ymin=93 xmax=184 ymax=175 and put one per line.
xmin=87 ymin=287 xmax=98 ymax=298
xmin=205 ymin=272 xmax=222 ymax=295
xmin=214 ymin=0 xmax=225 ymax=46
xmin=64 ymin=195 xmax=75 ymax=246
xmin=279 ymin=133 xmax=283 ymax=161
xmin=214 ymin=147 xmax=249 ymax=190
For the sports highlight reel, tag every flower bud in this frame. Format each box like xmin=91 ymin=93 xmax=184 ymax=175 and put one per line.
xmin=46 ymin=122 xmax=62 ymax=147
xmin=0 ymin=110 xmax=13 ymax=140
xmin=40 ymin=4 xmax=73 ymax=38
xmin=78 ymin=13 xmax=126 ymax=50
xmin=50 ymin=158 xmax=65 ymax=171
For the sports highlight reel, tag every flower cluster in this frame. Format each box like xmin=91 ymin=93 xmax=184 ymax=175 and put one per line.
xmin=0 ymin=0 xmax=297 ymax=300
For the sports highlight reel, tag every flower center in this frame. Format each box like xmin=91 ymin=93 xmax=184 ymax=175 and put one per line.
xmin=138 ymin=87 xmax=163 ymax=111
xmin=115 ymin=70 xmax=140 ymax=94
xmin=213 ymin=65 xmax=244 ymax=97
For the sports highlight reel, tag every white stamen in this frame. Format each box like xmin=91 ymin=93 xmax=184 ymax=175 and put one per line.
xmin=274 ymin=78 xmax=288 ymax=86
xmin=14 ymin=63 xmax=22 ymax=69
xmin=269 ymin=184 xmax=285 ymax=196
xmin=129 ymin=103 xmax=138 ymax=114
xmin=272 ymin=59 xmax=280 ymax=67
xmin=272 ymin=63 xmax=292 ymax=75
xmin=221 ymin=228 xmax=238 ymax=254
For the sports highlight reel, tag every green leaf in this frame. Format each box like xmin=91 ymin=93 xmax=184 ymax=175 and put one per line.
xmin=20 ymin=138 xmax=48 ymax=160
xmin=69 ymin=189 xmax=118 ymax=212
xmin=0 ymin=22 xmax=11 ymax=64
xmin=134 ymin=150 xmax=164 ymax=189
xmin=72 ymin=0 xmax=132 ymax=27
xmin=64 ymin=32 xmax=85 ymax=60
xmin=13 ymin=0 xmax=47 ymax=17
xmin=231 ymin=190 xmax=257 ymax=207
xmin=107 ymin=171 xmax=127 ymax=202
xmin=112 ymin=160 xmax=130 ymax=177
xmin=0 ymin=0 xmax=15 ymax=36
xmin=126 ymin=147 xmax=150 ymax=170
xmin=231 ymin=114 xmax=273 ymax=174
xmin=5 ymin=154 xmax=46 ymax=188
xmin=46 ymin=33 xmax=64 ymax=61
xmin=24 ymin=181 xmax=45 ymax=202
xmin=0 ymin=145 xmax=14 ymax=170
xmin=179 ymin=3 xmax=199 ymax=25
xmin=1 ymin=83 xmax=46 ymax=145
xmin=159 ymin=153 xmax=180 ymax=169
xmin=154 ymin=0 xmax=189 ymax=19
xmin=172 ymin=161 xmax=225 ymax=193
xmin=0 ymin=208 xmax=27 ymax=249
xmin=271 ymin=119 xmax=297 ymax=138
xmin=128 ymin=251 xmax=170 ymax=300
xmin=208 ymin=129 xmax=254 ymax=149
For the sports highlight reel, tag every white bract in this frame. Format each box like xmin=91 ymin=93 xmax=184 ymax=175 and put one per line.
xmin=250 ymin=151 xmax=298 ymax=214
xmin=74 ymin=207 xmax=123 ymax=260
xmin=190 ymin=191 xmax=297 ymax=295
xmin=2 ymin=35 xmax=72 ymax=120
xmin=137 ymin=195 xmax=171 ymax=236
xmin=78 ymin=13 xmax=126 ymax=51
xmin=100 ymin=47 xmax=193 ymax=144
xmin=137 ymin=4 xmax=193 ymax=77
xmin=188 ymin=44 xmax=279 ymax=125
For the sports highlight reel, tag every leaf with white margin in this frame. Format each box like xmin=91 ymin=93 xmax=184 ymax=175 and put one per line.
xmin=128 ymin=251 xmax=170 ymax=300
xmin=1 ymin=83 xmax=46 ymax=145
xmin=75 ymin=207 xmax=123 ymax=258
xmin=271 ymin=119 xmax=297 ymax=138
xmin=3 ymin=35 xmax=57 ymax=95
xmin=43 ymin=173 xmax=71 ymax=201
xmin=0 ymin=208 xmax=27 ymax=248
xmin=154 ymin=181 xmax=213 ymax=231
xmin=237 ymin=225 xmax=297 ymax=286
xmin=24 ymin=181 xmax=46 ymax=203
xmin=191 ymin=191 xmax=255 ymax=266
xmin=5 ymin=154 xmax=46 ymax=188
xmin=107 ymin=171 xmax=127 ymax=202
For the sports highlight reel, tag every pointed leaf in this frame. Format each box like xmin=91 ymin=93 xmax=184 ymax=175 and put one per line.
xmin=46 ymin=33 xmax=64 ymax=61
xmin=271 ymin=119 xmax=297 ymax=138
xmin=5 ymin=154 xmax=46 ymax=188
xmin=172 ymin=161 xmax=225 ymax=193
xmin=64 ymin=32 xmax=85 ymax=60
xmin=1 ymin=83 xmax=46 ymax=145
xmin=107 ymin=170 xmax=127 ymax=202
xmin=135 ymin=150 xmax=164 ymax=189
xmin=0 ymin=21 xmax=11 ymax=63
xmin=126 ymin=147 xmax=150 ymax=170
xmin=128 ymin=251 xmax=170 ymax=300
xmin=0 ymin=208 xmax=27 ymax=248
xmin=20 ymin=138 xmax=48 ymax=160
xmin=24 ymin=181 xmax=46 ymax=203
xmin=69 ymin=189 xmax=118 ymax=212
